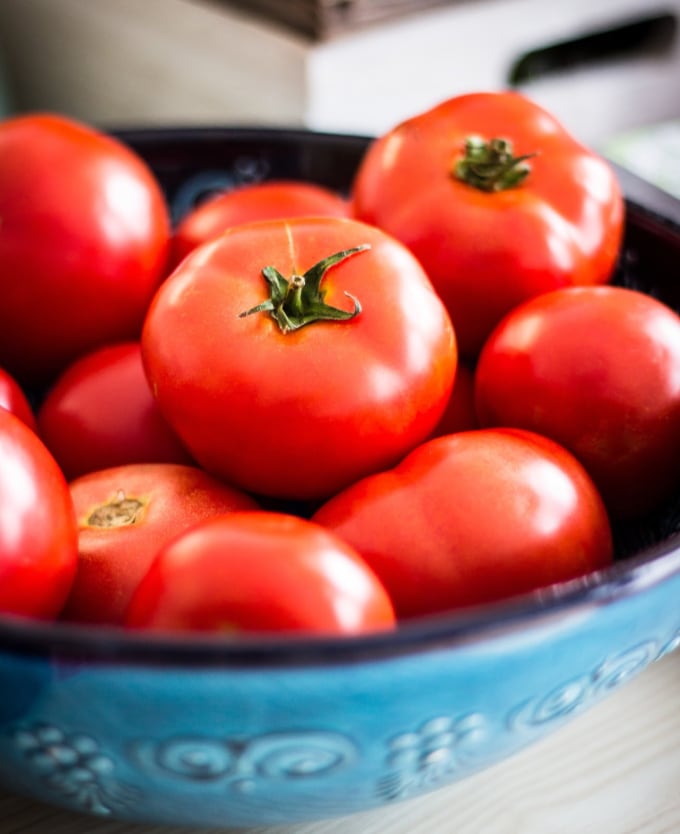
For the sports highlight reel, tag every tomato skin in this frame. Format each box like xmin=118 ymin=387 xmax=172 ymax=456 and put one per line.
xmin=0 ymin=113 xmax=171 ymax=386
xmin=172 ymin=180 xmax=349 ymax=267
xmin=312 ymin=428 xmax=613 ymax=619
xmin=37 ymin=342 xmax=192 ymax=480
xmin=63 ymin=463 xmax=259 ymax=625
xmin=475 ymin=286 xmax=680 ymax=519
xmin=124 ymin=511 xmax=396 ymax=635
xmin=0 ymin=409 xmax=78 ymax=618
xmin=142 ymin=216 xmax=457 ymax=500
xmin=0 ymin=366 xmax=37 ymax=432
xmin=428 ymin=361 xmax=478 ymax=438
xmin=351 ymin=91 xmax=624 ymax=358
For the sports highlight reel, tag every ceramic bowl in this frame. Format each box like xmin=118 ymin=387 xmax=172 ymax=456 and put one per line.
xmin=1 ymin=127 xmax=679 ymax=829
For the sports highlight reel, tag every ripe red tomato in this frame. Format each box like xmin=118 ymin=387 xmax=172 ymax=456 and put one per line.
xmin=313 ymin=428 xmax=613 ymax=619
xmin=63 ymin=463 xmax=259 ymax=625
xmin=475 ymin=286 xmax=680 ymax=519
xmin=37 ymin=342 xmax=192 ymax=480
xmin=142 ymin=216 xmax=457 ymax=500
xmin=0 ymin=113 xmax=171 ymax=386
xmin=0 ymin=409 xmax=78 ymax=619
xmin=0 ymin=366 xmax=37 ymax=432
xmin=172 ymin=179 xmax=349 ymax=267
xmin=125 ymin=511 xmax=396 ymax=635
xmin=351 ymin=91 xmax=624 ymax=357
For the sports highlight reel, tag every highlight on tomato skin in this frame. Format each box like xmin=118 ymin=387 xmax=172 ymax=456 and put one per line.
xmin=124 ymin=511 xmax=397 ymax=636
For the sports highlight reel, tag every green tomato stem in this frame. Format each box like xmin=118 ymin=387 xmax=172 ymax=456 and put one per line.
xmin=454 ymin=135 xmax=537 ymax=192
xmin=239 ymin=244 xmax=369 ymax=334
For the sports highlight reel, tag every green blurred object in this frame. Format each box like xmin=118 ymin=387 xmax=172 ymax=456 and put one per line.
xmin=605 ymin=121 xmax=680 ymax=201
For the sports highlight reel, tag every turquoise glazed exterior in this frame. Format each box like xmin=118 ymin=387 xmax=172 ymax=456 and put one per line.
xmin=0 ymin=547 xmax=679 ymax=827
xmin=1 ymin=128 xmax=680 ymax=827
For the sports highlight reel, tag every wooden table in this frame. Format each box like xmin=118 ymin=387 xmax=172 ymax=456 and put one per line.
xmin=1 ymin=649 xmax=679 ymax=834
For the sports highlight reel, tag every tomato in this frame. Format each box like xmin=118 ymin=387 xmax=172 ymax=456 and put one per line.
xmin=351 ymin=91 xmax=624 ymax=357
xmin=125 ymin=511 xmax=396 ymax=635
xmin=0 ymin=113 xmax=171 ymax=386
xmin=142 ymin=216 xmax=457 ymax=500
xmin=37 ymin=342 xmax=192 ymax=480
xmin=172 ymin=179 xmax=349 ymax=267
xmin=475 ymin=286 xmax=680 ymax=519
xmin=63 ymin=463 xmax=259 ymax=625
xmin=0 ymin=366 xmax=37 ymax=432
xmin=428 ymin=361 xmax=478 ymax=438
xmin=313 ymin=428 xmax=612 ymax=619
xmin=0 ymin=409 xmax=78 ymax=618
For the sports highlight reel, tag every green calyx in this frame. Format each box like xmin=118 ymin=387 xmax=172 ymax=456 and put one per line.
xmin=239 ymin=244 xmax=369 ymax=334
xmin=453 ymin=135 xmax=537 ymax=192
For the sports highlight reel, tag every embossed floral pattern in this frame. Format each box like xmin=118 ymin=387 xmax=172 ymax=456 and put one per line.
xmin=7 ymin=623 xmax=679 ymax=821
xmin=377 ymin=713 xmax=487 ymax=800
xmin=12 ymin=722 xmax=138 ymax=815
xmin=509 ymin=640 xmax=661 ymax=728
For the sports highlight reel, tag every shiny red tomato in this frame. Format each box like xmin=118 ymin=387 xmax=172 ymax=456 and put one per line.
xmin=475 ymin=286 xmax=680 ymax=519
xmin=351 ymin=91 xmax=624 ymax=357
xmin=313 ymin=428 xmax=613 ymax=619
xmin=0 ymin=409 xmax=78 ymax=618
xmin=0 ymin=113 xmax=171 ymax=386
xmin=142 ymin=216 xmax=457 ymax=500
xmin=37 ymin=342 xmax=192 ymax=480
xmin=125 ymin=511 xmax=396 ymax=635
xmin=172 ymin=179 xmax=349 ymax=267
xmin=0 ymin=366 xmax=37 ymax=432
xmin=63 ymin=463 xmax=259 ymax=625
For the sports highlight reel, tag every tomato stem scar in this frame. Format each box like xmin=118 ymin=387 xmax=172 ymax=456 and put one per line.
xmin=86 ymin=491 xmax=147 ymax=528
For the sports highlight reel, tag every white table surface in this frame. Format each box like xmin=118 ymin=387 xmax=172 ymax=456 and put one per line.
xmin=1 ymin=648 xmax=679 ymax=834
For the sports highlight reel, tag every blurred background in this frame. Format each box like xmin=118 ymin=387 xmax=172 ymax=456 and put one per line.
xmin=0 ymin=0 xmax=679 ymax=191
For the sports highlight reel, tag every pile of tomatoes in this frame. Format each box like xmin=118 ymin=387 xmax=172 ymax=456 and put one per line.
xmin=3 ymin=91 xmax=680 ymax=637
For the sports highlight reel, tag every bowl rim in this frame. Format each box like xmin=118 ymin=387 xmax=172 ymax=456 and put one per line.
xmin=2 ymin=125 xmax=680 ymax=667
xmin=0 ymin=529 xmax=678 ymax=666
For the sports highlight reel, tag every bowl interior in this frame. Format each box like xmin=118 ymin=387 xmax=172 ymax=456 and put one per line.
xmin=2 ymin=125 xmax=680 ymax=663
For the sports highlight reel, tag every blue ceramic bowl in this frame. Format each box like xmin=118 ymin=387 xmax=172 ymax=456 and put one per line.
xmin=1 ymin=128 xmax=679 ymax=828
